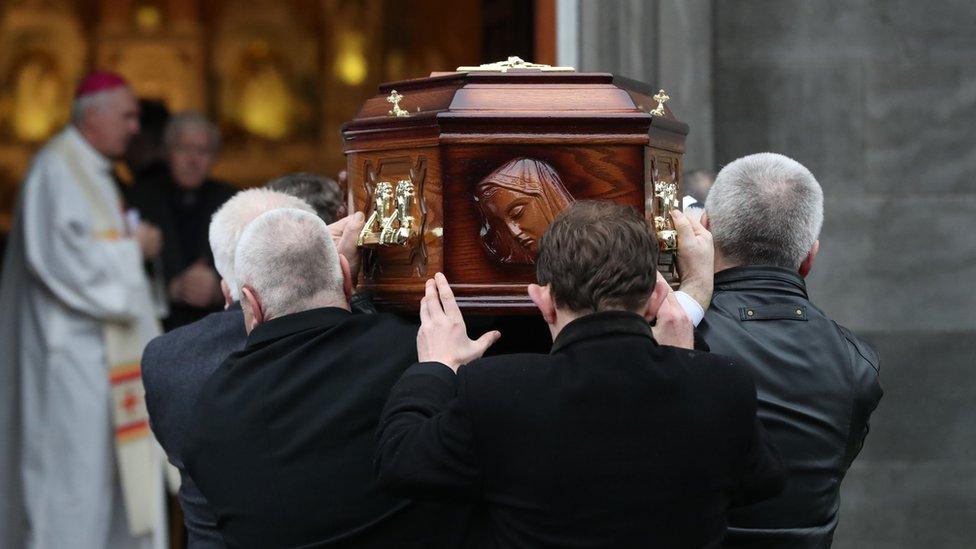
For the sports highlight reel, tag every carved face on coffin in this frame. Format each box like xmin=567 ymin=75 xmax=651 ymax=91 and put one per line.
xmin=474 ymin=158 xmax=574 ymax=264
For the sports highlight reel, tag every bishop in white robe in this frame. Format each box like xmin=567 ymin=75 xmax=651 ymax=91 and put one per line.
xmin=0 ymin=73 xmax=166 ymax=549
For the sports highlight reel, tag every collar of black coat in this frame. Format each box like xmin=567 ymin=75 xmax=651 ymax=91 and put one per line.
xmin=713 ymin=265 xmax=809 ymax=299
xmin=550 ymin=310 xmax=654 ymax=355
xmin=246 ymin=307 xmax=351 ymax=348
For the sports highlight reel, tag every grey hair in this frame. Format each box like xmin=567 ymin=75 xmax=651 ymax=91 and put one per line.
xmin=70 ymin=89 xmax=117 ymax=125
xmin=208 ymin=188 xmax=315 ymax=300
xmin=705 ymin=152 xmax=824 ymax=269
xmin=164 ymin=111 xmax=222 ymax=152
xmin=234 ymin=208 xmax=344 ymax=319
xmin=265 ymin=172 xmax=343 ymax=224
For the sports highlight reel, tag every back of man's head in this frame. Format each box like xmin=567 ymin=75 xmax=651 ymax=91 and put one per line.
xmin=536 ymin=200 xmax=658 ymax=313
xmin=706 ymin=153 xmax=823 ymax=270
xmin=235 ymin=208 xmax=344 ymax=320
xmin=265 ymin=172 xmax=343 ymax=224
xmin=209 ymin=188 xmax=314 ymax=301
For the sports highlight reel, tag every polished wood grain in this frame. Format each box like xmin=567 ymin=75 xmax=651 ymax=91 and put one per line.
xmin=342 ymin=71 xmax=687 ymax=313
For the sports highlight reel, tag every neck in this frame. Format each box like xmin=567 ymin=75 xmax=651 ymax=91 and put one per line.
xmin=713 ymin=251 xmax=741 ymax=274
xmin=276 ymin=294 xmax=350 ymax=320
xmin=548 ymin=308 xmax=585 ymax=341
xmin=72 ymin=123 xmax=108 ymax=160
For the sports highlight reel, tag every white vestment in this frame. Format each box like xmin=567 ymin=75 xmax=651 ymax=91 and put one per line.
xmin=0 ymin=126 xmax=165 ymax=549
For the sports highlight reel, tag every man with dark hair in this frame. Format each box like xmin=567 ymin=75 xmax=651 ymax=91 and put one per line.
xmin=376 ymin=200 xmax=786 ymax=548
xmin=266 ymin=172 xmax=344 ymax=224
xmin=700 ymin=153 xmax=882 ymax=548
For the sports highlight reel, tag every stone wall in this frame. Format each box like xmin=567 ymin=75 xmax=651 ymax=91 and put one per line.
xmin=576 ymin=1 xmax=976 ymax=546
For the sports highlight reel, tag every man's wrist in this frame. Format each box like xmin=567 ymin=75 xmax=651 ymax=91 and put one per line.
xmin=428 ymin=357 xmax=460 ymax=373
xmin=676 ymin=275 xmax=712 ymax=313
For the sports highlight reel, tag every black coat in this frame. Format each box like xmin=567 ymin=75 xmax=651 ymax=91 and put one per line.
xmin=184 ymin=308 xmax=470 ymax=549
xmin=124 ymin=173 xmax=236 ymax=329
xmin=376 ymin=311 xmax=786 ymax=549
xmin=699 ymin=266 xmax=883 ymax=548
xmin=143 ymin=303 xmax=246 ymax=548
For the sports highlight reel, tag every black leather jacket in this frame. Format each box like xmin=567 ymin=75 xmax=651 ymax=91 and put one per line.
xmin=699 ymin=266 xmax=883 ymax=548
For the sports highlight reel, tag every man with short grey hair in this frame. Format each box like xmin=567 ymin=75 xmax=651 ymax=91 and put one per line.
xmin=126 ymin=110 xmax=235 ymax=329
xmin=183 ymin=208 xmax=465 ymax=548
xmin=699 ymin=152 xmax=883 ymax=548
xmin=141 ymin=188 xmax=324 ymax=548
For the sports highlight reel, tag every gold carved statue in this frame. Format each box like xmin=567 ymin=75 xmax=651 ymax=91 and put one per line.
xmin=358 ymin=182 xmax=394 ymax=246
xmin=473 ymin=158 xmax=574 ymax=265
xmin=358 ymin=179 xmax=419 ymax=246
xmin=653 ymin=180 xmax=679 ymax=252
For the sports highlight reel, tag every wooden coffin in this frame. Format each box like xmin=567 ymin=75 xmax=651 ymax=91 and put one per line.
xmin=342 ymin=59 xmax=688 ymax=313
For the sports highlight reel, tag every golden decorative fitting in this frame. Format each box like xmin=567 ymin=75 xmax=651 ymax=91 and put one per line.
xmin=456 ymin=56 xmax=575 ymax=73
xmin=358 ymin=180 xmax=421 ymax=247
xmin=650 ymin=89 xmax=670 ymax=116
xmin=386 ymin=90 xmax=410 ymax=117
xmin=652 ymin=180 xmax=680 ymax=252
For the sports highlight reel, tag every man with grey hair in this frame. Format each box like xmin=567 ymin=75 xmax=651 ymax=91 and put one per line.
xmin=0 ymin=71 xmax=166 ymax=549
xmin=266 ymin=171 xmax=344 ymax=224
xmin=698 ymin=152 xmax=882 ymax=548
xmin=126 ymin=110 xmax=235 ymax=330
xmin=183 ymin=208 xmax=466 ymax=548
xmin=141 ymin=188 xmax=326 ymax=547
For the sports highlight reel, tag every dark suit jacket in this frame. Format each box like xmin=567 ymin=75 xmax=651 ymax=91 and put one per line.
xmin=699 ymin=266 xmax=883 ymax=548
xmin=143 ymin=303 xmax=246 ymax=548
xmin=376 ymin=311 xmax=786 ymax=549
xmin=184 ymin=308 xmax=469 ymax=549
xmin=125 ymin=173 xmax=236 ymax=329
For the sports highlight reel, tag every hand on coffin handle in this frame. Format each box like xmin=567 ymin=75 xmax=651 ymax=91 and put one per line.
xmin=417 ymin=273 xmax=501 ymax=372
xmin=329 ymin=211 xmax=366 ymax=283
xmin=670 ymin=209 xmax=714 ymax=310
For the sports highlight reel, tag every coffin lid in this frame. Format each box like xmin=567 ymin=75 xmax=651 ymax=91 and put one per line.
xmin=342 ymin=66 xmax=688 ymax=151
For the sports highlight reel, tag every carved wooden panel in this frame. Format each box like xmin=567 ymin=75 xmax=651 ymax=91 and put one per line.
xmin=473 ymin=157 xmax=573 ymax=265
xmin=443 ymin=144 xmax=644 ymax=287
xmin=348 ymin=148 xmax=443 ymax=307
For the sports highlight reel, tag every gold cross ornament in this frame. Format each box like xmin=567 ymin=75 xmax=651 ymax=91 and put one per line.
xmin=650 ymin=89 xmax=670 ymax=116
xmin=386 ymin=89 xmax=410 ymax=117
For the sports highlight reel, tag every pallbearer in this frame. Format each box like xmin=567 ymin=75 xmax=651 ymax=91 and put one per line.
xmin=0 ymin=72 xmax=166 ymax=549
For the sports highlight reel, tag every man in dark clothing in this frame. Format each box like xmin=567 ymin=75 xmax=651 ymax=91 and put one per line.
xmin=142 ymin=188 xmax=332 ymax=547
xmin=184 ymin=207 xmax=465 ymax=548
xmin=376 ymin=201 xmax=785 ymax=548
xmin=698 ymin=153 xmax=883 ymax=548
xmin=126 ymin=111 xmax=235 ymax=330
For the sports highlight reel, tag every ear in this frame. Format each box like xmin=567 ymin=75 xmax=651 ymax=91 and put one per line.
xmin=338 ymin=254 xmax=353 ymax=304
xmin=220 ymin=279 xmax=233 ymax=309
xmin=642 ymin=274 xmax=671 ymax=321
xmin=798 ymin=240 xmax=820 ymax=278
xmin=700 ymin=211 xmax=710 ymax=230
xmin=241 ymin=285 xmax=265 ymax=331
xmin=527 ymin=283 xmax=557 ymax=326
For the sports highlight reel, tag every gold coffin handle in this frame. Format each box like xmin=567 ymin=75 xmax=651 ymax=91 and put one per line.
xmin=652 ymin=180 xmax=679 ymax=253
xmin=358 ymin=179 xmax=420 ymax=247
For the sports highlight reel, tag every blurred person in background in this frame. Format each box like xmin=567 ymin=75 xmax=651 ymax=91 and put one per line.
xmin=126 ymin=111 xmax=235 ymax=330
xmin=683 ymin=169 xmax=715 ymax=210
xmin=123 ymin=99 xmax=170 ymax=185
xmin=0 ymin=71 xmax=166 ymax=549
